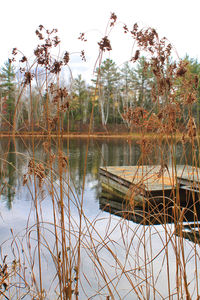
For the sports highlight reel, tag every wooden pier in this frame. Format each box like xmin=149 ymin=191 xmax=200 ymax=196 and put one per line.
xmin=99 ymin=165 xmax=200 ymax=206
xmin=99 ymin=188 xmax=200 ymax=225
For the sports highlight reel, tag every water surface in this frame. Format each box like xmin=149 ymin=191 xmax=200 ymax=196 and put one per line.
xmin=0 ymin=137 xmax=199 ymax=299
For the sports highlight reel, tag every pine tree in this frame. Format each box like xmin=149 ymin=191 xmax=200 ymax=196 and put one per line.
xmin=93 ymin=59 xmax=120 ymax=126
xmin=72 ymin=75 xmax=89 ymax=125
xmin=0 ymin=60 xmax=16 ymax=130
xmin=133 ymin=57 xmax=153 ymax=109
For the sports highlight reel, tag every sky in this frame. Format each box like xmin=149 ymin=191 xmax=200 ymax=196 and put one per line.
xmin=1 ymin=0 xmax=200 ymax=82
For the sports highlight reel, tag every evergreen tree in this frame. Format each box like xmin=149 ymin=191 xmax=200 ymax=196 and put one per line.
xmin=184 ymin=56 xmax=200 ymax=120
xmin=0 ymin=60 xmax=16 ymax=130
xmin=93 ymin=59 xmax=120 ymax=125
xmin=119 ymin=62 xmax=138 ymax=107
xmin=133 ymin=57 xmax=153 ymax=109
xmin=72 ymin=75 xmax=89 ymax=125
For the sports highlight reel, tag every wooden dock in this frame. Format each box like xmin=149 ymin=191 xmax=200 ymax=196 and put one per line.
xmin=99 ymin=165 xmax=200 ymax=206
xmin=99 ymin=188 xmax=200 ymax=225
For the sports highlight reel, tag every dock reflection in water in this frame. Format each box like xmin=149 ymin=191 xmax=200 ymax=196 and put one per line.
xmin=99 ymin=187 xmax=200 ymax=245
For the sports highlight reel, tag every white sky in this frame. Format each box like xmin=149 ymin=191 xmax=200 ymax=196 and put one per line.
xmin=1 ymin=0 xmax=200 ymax=82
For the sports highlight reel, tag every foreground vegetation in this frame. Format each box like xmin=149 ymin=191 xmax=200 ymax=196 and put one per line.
xmin=0 ymin=13 xmax=200 ymax=299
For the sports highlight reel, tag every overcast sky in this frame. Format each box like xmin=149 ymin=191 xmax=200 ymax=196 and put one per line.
xmin=1 ymin=0 xmax=200 ymax=81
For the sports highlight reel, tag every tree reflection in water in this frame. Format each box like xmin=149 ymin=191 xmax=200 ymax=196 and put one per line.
xmin=0 ymin=138 xmax=16 ymax=209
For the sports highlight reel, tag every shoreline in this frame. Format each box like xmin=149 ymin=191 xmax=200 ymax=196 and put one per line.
xmin=0 ymin=131 xmax=184 ymax=139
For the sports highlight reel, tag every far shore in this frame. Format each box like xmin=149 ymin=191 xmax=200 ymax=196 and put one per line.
xmin=0 ymin=131 xmax=189 ymax=140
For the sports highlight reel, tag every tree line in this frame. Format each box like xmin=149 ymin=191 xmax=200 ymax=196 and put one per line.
xmin=0 ymin=55 xmax=199 ymax=133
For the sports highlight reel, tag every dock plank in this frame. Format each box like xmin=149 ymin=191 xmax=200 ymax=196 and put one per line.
xmin=99 ymin=165 xmax=200 ymax=196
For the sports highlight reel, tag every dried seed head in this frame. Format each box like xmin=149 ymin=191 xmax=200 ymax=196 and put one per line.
xmin=185 ymin=92 xmax=197 ymax=105
xmin=63 ymin=51 xmax=70 ymax=64
xmin=12 ymin=48 xmax=18 ymax=55
xmin=20 ymin=56 xmax=27 ymax=63
xmin=78 ymin=32 xmax=87 ymax=42
xmin=80 ymin=50 xmax=86 ymax=61
xmin=176 ymin=61 xmax=188 ymax=77
xmin=110 ymin=12 xmax=117 ymax=27
xmin=176 ymin=66 xmax=187 ymax=77
xmin=181 ymin=133 xmax=186 ymax=144
xmin=24 ymin=71 xmax=34 ymax=85
xmin=187 ymin=117 xmax=196 ymax=139
xmin=35 ymin=163 xmax=46 ymax=188
xmin=50 ymin=60 xmax=63 ymax=74
xmin=131 ymin=23 xmax=138 ymax=36
xmin=35 ymin=29 xmax=44 ymax=40
xmin=131 ymin=50 xmax=140 ymax=62
xmin=98 ymin=36 xmax=112 ymax=51
xmin=23 ymin=174 xmax=28 ymax=186
xmin=123 ymin=24 xmax=129 ymax=33
xmin=28 ymin=159 xmax=35 ymax=174
xmin=53 ymin=36 xmax=61 ymax=47
xmin=39 ymin=24 xmax=44 ymax=31
xmin=59 ymin=151 xmax=68 ymax=168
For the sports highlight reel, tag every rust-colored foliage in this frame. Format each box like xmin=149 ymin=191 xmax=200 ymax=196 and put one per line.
xmin=121 ymin=22 xmax=198 ymax=138
xmin=98 ymin=36 xmax=112 ymax=52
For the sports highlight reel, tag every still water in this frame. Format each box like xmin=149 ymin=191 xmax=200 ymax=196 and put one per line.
xmin=0 ymin=137 xmax=199 ymax=299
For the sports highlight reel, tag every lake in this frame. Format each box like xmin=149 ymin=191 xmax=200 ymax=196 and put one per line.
xmin=0 ymin=136 xmax=199 ymax=299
